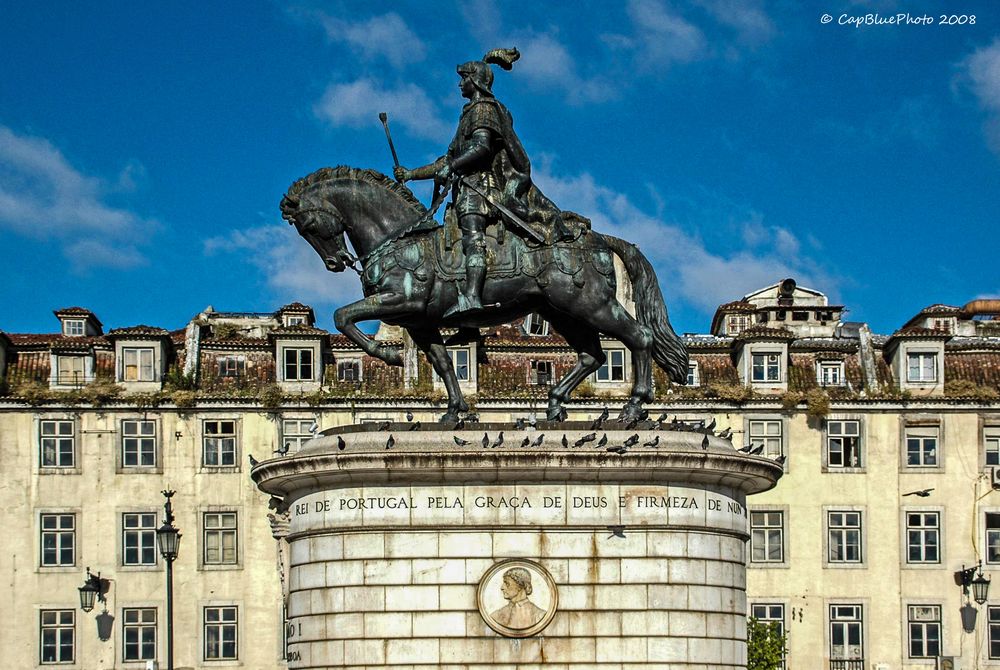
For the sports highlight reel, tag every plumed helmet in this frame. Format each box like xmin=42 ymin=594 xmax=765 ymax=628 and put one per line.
xmin=457 ymin=47 xmax=520 ymax=96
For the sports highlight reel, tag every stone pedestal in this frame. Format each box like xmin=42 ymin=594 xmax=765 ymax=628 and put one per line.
xmin=253 ymin=424 xmax=782 ymax=669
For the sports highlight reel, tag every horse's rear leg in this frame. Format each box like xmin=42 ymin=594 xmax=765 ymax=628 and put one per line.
xmin=333 ymin=294 xmax=412 ymax=366
xmin=546 ymin=317 xmax=606 ymax=421
xmin=408 ymin=327 xmax=469 ymax=422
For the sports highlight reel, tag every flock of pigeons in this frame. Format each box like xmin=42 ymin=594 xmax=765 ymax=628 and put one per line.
xmin=251 ymin=409 xmax=784 ymax=466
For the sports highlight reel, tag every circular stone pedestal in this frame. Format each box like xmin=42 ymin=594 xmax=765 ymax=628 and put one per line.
xmin=253 ymin=423 xmax=782 ymax=669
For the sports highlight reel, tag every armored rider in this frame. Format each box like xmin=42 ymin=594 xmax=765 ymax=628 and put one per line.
xmin=395 ymin=48 xmax=555 ymax=318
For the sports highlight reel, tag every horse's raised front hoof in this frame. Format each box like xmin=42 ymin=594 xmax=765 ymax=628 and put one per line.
xmin=547 ymin=405 xmax=568 ymax=422
xmin=618 ymin=401 xmax=647 ymax=423
xmin=378 ymin=345 xmax=403 ymax=367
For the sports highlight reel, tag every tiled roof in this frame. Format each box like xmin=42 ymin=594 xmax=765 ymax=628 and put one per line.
xmin=7 ymin=334 xmax=110 ymax=349
xmin=53 ymin=307 xmax=98 ymax=318
xmin=947 ymin=337 xmax=1000 ymax=351
xmin=200 ymin=337 xmax=270 ymax=350
xmin=716 ymin=300 xmax=756 ymax=311
xmin=170 ymin=329 xmax=186 ymax=346
xmin=790 ymin=338 xmax=858 ymax=353
xmin=917 ymin=304 xmax=962 ymax=315
xmin=277 ymin=302 xmax=313 ymax=313
xmin=683 ymin=334 xmax=733 ymax=349
xmin=734 ymin=326 xmax=796 ymax=341
xmin=889 ymin=327 xmax=951 ymax=339
xmin=107 ymin=325 xmax=171 ymax=337
xmin=269 ymin=325 xmax=328 ymax=337
xmin=328 ymin=334 xmax=405 ymax=349
xmin=945 ymin=351 xmax=1000 ymax=386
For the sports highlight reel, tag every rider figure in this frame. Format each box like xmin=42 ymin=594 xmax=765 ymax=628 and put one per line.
xmin=395 ymin=48 xmax=539 ymax=318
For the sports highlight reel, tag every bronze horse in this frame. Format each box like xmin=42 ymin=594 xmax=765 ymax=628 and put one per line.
xmin=280 ymin=166 xmax=687 ymax=422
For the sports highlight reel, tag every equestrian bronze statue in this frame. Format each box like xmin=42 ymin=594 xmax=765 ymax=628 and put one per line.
xmin=280 ymin=48 xmax=688 ymax=422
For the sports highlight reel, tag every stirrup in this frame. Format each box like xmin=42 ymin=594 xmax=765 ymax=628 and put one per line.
xmin=444 ymin=294 xmax=483 ymax=318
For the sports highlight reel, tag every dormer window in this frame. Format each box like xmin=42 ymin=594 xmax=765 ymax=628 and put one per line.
xmin=686 ymin=362 xmax=700 ymax=386
xmin=727 ymin=314 xmax=751 ymax=336
xmin=285 ymin=315 xmax=307 ymax=327
xmin=818 ymin=361 xmax=845 ymax=386
xmin=906 ymin=352 xmax=937 ymax=383
xmin=524 ymin=314 xmax=549 ymax=336
xmin=63 ymin=320 xmax=85 ymax=337
xmin=752 ymin=353 xmax=782 ymax=383
xmin=122 ymin=347 xmax=156 ymax=382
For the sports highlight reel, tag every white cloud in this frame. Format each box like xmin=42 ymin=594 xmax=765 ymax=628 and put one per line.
xmin=317 ymin=12 xmax=426 ymax=69
xmin=959 ymin=38 xmax=1000 ymax=154
xmin=509 ymin=32 xmax=618 ymax=105
xmin=693 ymin=0 xmax=774 ymax=45
xmin=626 ymin=0 xmax=707 ymax=67
xmin=204 ymin=224 xmax=361 ymax=309
xmin=532 ymin=163 xmax=839 ymax=313
xmin=314 ymin=78 xmax=450 ymax=142
xmin=0 ymin=125 xmax=153 ymax=270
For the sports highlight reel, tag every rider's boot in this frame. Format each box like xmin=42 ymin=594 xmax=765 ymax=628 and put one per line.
xmin=445 ymin=231 xmax=487 ymax=318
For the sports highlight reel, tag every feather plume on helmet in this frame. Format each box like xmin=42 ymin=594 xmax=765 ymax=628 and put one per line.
xmin=457 ymin=47 xmax=520 ymax=96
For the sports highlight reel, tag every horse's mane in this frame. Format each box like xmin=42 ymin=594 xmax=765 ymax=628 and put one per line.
xmin=287 ymin=165 xmax=427 ymax=214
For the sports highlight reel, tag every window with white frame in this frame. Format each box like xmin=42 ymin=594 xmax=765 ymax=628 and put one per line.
xmin=63 ymin=319 xmax=85 ymax=336
xmin=55 ymin=355 xmax=86 ymax=386
xmin=123 ymin=512 xmax=157 ymax=566
xmin=907 ymin=605 xmax=941 ymax=658
xmin=40 ymin=513 xmax=75 ymax=566
xmin=750 ymin=603 xmax=785 ymax=667
xmin=40 ymin=420 xmax=75 ymax=468
xmin=449 ymin=348 xmax=470 ymax=382
xmin=987 ymin=513 xmax=1000 ymax=564
xmin=337 ymin=359 xmax=360 ymax=382
xmin=749 ymin=420 xmax=783 ymax=459
xmin=750 ymin=511 xmax=784 ymax=563
xmin=596 ymin=349 xmax=625 ymax=382
xmin=686 ymin=362 xmax=699 ymax=386
xmin=217 ymin=355 xmax=245 ymax=378
xmin=727 ymin=314 xmax=751 ymax=335
xmin=203 ymin=420 xmax=237 ymax=467
xmin=906 ymin=351 xmax=937 ymax=383
xmin=282 ymin=419 xmax=314 ymax=453
xmin=122 ymin=420 xmax=157 ymax=468
xmin=828 ymin=511 xmax=862 ymax=563
xmin=906 ymin=512 xmax=940 ymax=564
xmin=751 ymin=352 xmax=781 ymax=383
xmin=524 ymin=313 xmax=549 ymax=336
xmin=122 ymin=607 xmax=157 ymax=662
xmin=285 ymin=315 xmax=307 ymax=326
xmin=531 ymin=360 xmax=553 ymax=386
xmin=829 ymin=604 xmax=864 ymax=664
xmin=40 ymin=610 xmax=75 ymax=664
xmin=122 ymin=347 xmax=155 ymax=382
xmin=987 ymin=427 xmax=1000 ymax=467
xmin=905 ymin=426 xmax=939 ymax=468
xmin=283 ymin=348 xmax=314 ymax=381
xmin=827 ymin=420 xmax=862 ymax=469
xmin=989 ymin=607 xmax=1000 ymax=659
xmin=203 ymin=512 xmax=238 ymax=565
xmin=818 ymin=360 xmax=844 ymax=386
xmin=204 ymin=606 xmax=238 ymax=660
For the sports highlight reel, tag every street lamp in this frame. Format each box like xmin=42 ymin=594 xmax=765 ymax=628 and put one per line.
xmin=956 ymin=560 xmax=992 ymax=633
xmin=156 ymin=490 xmax=182 ymax=670
xmin=77 ymin=568 xmax=114 ymax=641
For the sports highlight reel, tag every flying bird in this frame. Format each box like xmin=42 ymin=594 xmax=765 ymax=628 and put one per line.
xmin=643 ymin=435 xmax=660 ymax=448
xmin=248 ymin=454 xmax=259 ymax=467
xmin=454 ymin=435 xmax=471 ymax=447
xmin=596 ymin=433 xmax=608 ymax=448
xmin=903 ymin=488 xmax=934 ymax=497
xmin=561 ymin=434 xmax=569 ymax=448
xmin=337 ymin=436 xmax=346 ymax=451
xmin=701 ymin=434 xmax=711 ymax=450
xmin=607 ymin=525 xmax=626 ymax=539
xmin=623 ymin=434 xmax=640 ymax=447
xmin=385 ymin=434 xmax=395 ymax=450
xmin=530 ymin=434 xmax=545 ymax=448
xmin=491 ymin=431 xmax=505 ymax=449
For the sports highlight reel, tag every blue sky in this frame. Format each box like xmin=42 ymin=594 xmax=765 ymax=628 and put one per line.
xmin=1 ymin=1 xmax=998 ymax=336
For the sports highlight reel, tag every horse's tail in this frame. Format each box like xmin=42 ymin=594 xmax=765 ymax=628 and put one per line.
xmin=601 ymin=235 xmax=689 ymax=384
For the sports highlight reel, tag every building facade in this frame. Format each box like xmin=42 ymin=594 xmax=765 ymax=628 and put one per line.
xmin=2 ymin=281 xmax=1000 ymax=669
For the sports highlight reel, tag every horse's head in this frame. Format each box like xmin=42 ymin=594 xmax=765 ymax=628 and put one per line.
xmin=280 ymin=190 xmax=354 ymax=273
